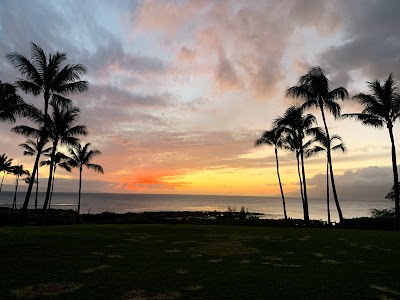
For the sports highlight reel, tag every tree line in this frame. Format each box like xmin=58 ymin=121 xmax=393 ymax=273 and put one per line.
xmin=255 ymin=67 xmax=400 ymax=228
xmin=0 ymin=42 xmax=103 ymax=225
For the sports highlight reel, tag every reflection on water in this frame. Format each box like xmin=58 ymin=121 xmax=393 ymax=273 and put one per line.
xmin=0 ymin=191 xmax=392 ymax=222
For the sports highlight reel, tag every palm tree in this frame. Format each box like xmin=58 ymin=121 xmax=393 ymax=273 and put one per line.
xmin=344 ymin=74 xmax=400 ymax=228
xmin=39 ymin=100 xmax=86 ymax=222
xmin=281 ymin=132 xmax=305 ymax=204
xmin=0 ymin=154 xmax=13 ymax=192
xmin=275 ymin=105 xmax=316 ymax=223
xmin=9 ymin=165 xmax=29 ymax=210
xmin=0 ymin=80 xmax=29 ymax=124
xmin=6 ymin=42 xmax=88 ymax=223
xmin=20 ymin=139 xmax=51 ymax=210
xmin=287 ymin=66 xmax=348 ymax=222
xmin=68 ymin=143 xmax=104 ymax=216
xmin=40 ymin=151 xmax=72 ymax=209
xmin=255 ymin=126 xmax=287 ymax=220
xmin=306 ymin=128 xmax=346 ymax=225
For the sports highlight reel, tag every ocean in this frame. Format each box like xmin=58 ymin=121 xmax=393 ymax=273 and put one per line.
xmin=0 ymin=191 xmax=392 ymax=222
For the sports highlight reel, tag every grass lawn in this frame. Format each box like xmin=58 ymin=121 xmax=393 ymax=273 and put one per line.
xmin=1 ymin=224 xmax=400 ymax=299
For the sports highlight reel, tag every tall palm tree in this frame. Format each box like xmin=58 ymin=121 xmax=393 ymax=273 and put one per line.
xmin=20 ymin=139 xmax=51 ymax=210
xmin=39 ymin=100 xmax=86 ymax=222
xmin=275 ymin=105 xmax=316 ymax=223
xmin=68 ymin=143 xmax=104 ymax=216
xmin=6 ymin=42 xmax=88 ymax=223
xmin=344 ymin=74 xmax=400 ymax=228
xmin=255 ymin=126 xmax=287 ymax=220
xmin=9 ymin=165 xmax=29 ymax=210
xmin=40 ymin=151 xmax=72 ymax=209
xmin=287 ymin=66 xmax=348 ymax=222
xmin=0 ymin=154 xmax=13 ymax=192
xmin=306 ymin=128 xmax=346 ymax=225
xmin=0 ymin=80 xmax=29 ymax=124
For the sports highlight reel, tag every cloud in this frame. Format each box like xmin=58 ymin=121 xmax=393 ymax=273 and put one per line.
xmin=318 ymin=0 xmax=400 ymax=84
xmin=307 ymin=166 xmax=396 ymax=200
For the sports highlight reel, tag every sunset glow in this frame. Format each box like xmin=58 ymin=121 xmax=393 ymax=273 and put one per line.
xmin=1 ymin=0 xmax=399 ymax=201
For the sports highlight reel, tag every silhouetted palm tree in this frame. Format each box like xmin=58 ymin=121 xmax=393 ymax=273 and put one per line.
xmin=306 ymin=128 xmax=346 ymax=224
xmin=39 ymin=101 xmax=86 ymax=222
xmin=6 ymin=42 xmax=88 ymax=223
xmin=344 ymin=74 xmax=400 ymax=228
xmin=20 ymin=139 xmax=51 ymax=210
xmin=255 ymin=126 xmax=287 ymax=220
xmin=287 ymin=66 xmax=348 ymax=222
xmin=9 ymin=165 xmax=29 ymax=210
xmin=0 ymin=154 xmax=13 ymax=192
xmin=275 ymin=105 xmax=316 ymax=223
xmin=68 ymin=143 xmax=103 ymax=216
xmin=0 ymin=80 xmax=29 ymax=124
xmin=40 ymin=151 xmax=72 ymax=209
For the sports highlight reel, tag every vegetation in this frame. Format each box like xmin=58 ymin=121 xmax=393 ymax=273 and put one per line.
xmin=344 ymin=74 xmax=400 ymax=228
xmin=1 ymin=224 xmax=399 ymax=299
xmin=287 ymin=67 xmax=348 ymax=222
xmin=274 ymin=105 xmax=316 ymax=223
xmin=6 ymin=42 xmax=88 ymax=224
xmin=306 ymin=128 xmax=346 ymax=225
xmin=68 ymin=143 xmax=104 ymax=216
xmin=255 ymin=127 xmax=287 ymax=220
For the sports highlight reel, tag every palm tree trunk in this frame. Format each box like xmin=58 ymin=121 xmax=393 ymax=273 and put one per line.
xmin=326 ymin=159 xmax=331 ymax=225
xmin=296 ymin=153 xmax=304 ymax=203
xmin=49 ymin=167 xmax=56 ymax=209
xmin=0 ymin=171 xmax=6 ymax=192
xmin=388 ymin=124 xmax=400 ymax=229
xmin=19 ymin=138 xmax=44 ymax=226
xmin=319 ymin=104 xmax=343 ymax=222
xmin=13 ymin=177 xmax=19 ymax=210
xmin=275 ymin=147 xmax=287 ymax=220
xmin=78 ymin=167 xmax=82 ymax=217
xmin=40 ymin=142 xmax=57 ymax=225
xmin=300 ymin=147 xmax=309 ymax=223
xmin=35 ymin=168 xmax=39 ymax=210
xmin=329 ymin=156 xmax=343 ymax=222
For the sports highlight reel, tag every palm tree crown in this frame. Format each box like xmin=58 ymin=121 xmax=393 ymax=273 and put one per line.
xmin=345 ymin=74 xmax=400 ymax=228
xmin=0 ymin=80 xmax=29 ymax=123
xmin=68 ymin=142 xmax=103 ymax=216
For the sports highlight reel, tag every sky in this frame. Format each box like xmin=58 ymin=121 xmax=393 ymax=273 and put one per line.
xmin=1 ymin=0 xmax=400 ymax=201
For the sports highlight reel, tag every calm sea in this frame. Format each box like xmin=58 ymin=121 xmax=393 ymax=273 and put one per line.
xmin=0 ymin=192 xmax=392 ymax=222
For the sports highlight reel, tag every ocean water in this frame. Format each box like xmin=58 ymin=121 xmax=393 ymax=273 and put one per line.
xmin=0 ymin=191 xmax=392 ymax=222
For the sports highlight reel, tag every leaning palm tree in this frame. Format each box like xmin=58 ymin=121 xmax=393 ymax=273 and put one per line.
xmin=275 ymin=105 xmax=316 ymax=223
xmin=39 ymin=100 xmax=87 ymax=222
xmin=6 ymin=42 xmax=88 ymax=223
xmin=40 ymin=151 xmax=72 ymax=209
xmin=0 ymin=154 xmax=13 ymax=192
xmin=255 ymin=126 xmax=287 ymax=220
xmin=20 ymin=139 xmax=51 ymax=210
xmin=306 ymin=128 xmax=346 ymax=225
xmin=9 ymin=165 xmax=29 ymax=210
xmin=344 ymin=74 xmax=400 ymax=228
xmin=287 ymin=66 xmax=348 ymax=222
xmin=68 ymin=143 xmax=103 ymax=216
xmin=0 ymin=80 xmax=29 ymax=125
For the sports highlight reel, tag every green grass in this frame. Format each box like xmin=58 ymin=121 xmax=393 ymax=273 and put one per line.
xmin=1 ymin=225 xmax=400 ymax=299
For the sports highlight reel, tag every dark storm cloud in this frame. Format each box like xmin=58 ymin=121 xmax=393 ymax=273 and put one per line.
xmin=319 ymin=0 xmax=400 ymax=83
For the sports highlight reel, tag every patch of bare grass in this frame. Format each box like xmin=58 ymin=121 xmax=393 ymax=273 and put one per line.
xmin=11 ymin=282 xmax=81 ymax=298
xmin=81 ymin=264 xmax=110 ymax=274
xmin=191 ymin=242 xmax=259 ymax=256
xmin=123 ymin=289 xmax=180 ymax=300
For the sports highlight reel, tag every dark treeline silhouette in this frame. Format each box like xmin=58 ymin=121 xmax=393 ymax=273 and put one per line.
xmin=0 ymin=42 xmax=104 ymax=225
